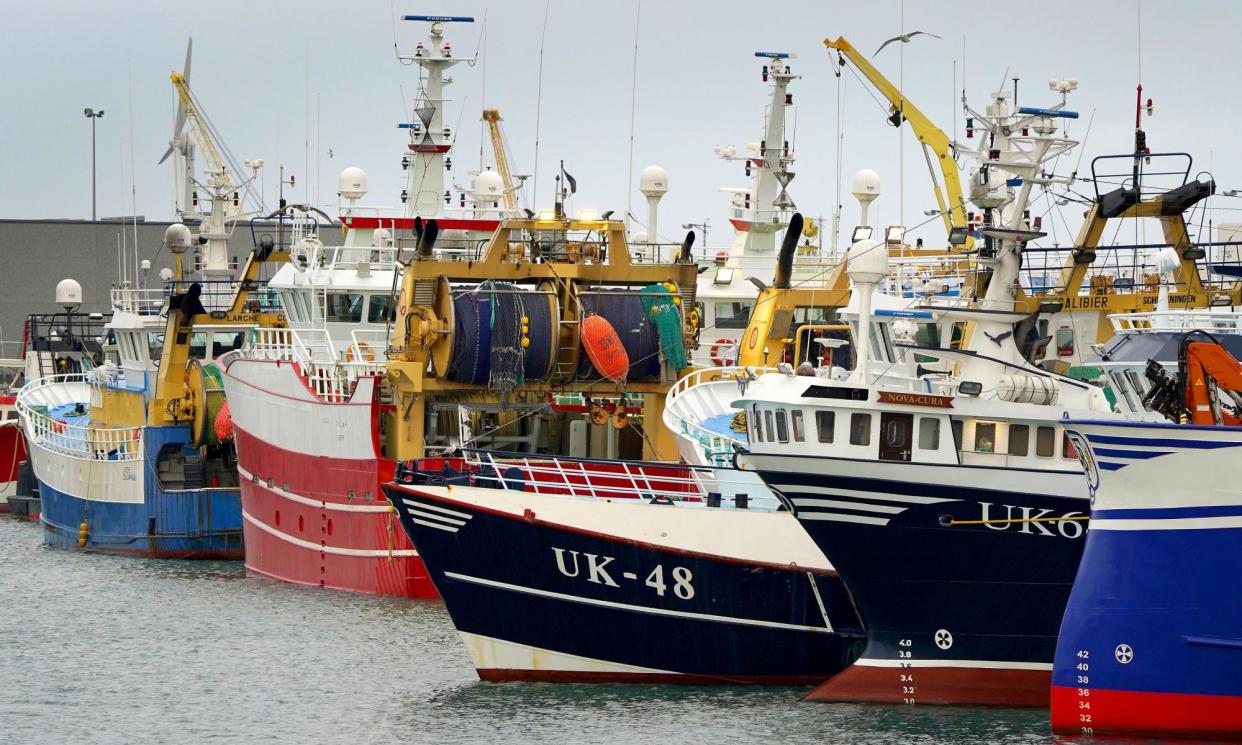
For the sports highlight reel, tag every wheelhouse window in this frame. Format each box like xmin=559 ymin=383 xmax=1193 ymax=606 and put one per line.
xmin=751 ymin=405 xmax=762 ymax=442
xmin=1008 ymin=424 xmax=1030 ymax=457
xmin=816 ymin=410 xmax=835 ymax=443
xmin=849 ymin=412 xmax=871 ymax=446
xmin=326 ymin=292 xmax=364 ymax=323
xmin=713 ymin=301 xmax=754 ymax=329
xmin=974 ymin=422 xmax=997 ymax=453
xmin=1062 ymin=432 xmax=1078 ymax=460
xmin=1036 ymin=426 xmax=1056 ymax=457
xmin=764 ymin=410 xmax=775 ymax=444
xmin=918 ymin=417 xmax=940 ymax=450
xmin=367 ymin=294 xmax=396 ymax=324
xmin=146 ymin=333 xmax=164 ymax=367
xmin=774 ymin=410 xmax=790 ymax=443
xmin=791 ymin=410 xmax=805 ymax=442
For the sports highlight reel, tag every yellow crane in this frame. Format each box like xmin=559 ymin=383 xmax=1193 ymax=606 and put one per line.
xmin=482 ymin=109 xmax=518 ymax=211
xmin=824 ymin=36 xmax=970 ymax=249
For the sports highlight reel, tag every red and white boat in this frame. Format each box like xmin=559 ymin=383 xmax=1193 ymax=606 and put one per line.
xmin=0 ymin=389 xmax=26 ymax=511
xmin=218 ymin=15 xmax=506 ymax=596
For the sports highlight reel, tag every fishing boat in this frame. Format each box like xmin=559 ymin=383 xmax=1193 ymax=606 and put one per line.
xmin=0 ymin=369 xmax=25 ymax=511
xmin=384 ymin=454 xmax=863 ymax=684
xmin=15 ymin=164 xmax=286 ymax=557
xmin=1053 ymin=333 xmax=1242 ymax=739
xmin=733 ymin=81 xmax=1144 ymax=707
xmin=215 ymin=15 xmax=518 ymax=596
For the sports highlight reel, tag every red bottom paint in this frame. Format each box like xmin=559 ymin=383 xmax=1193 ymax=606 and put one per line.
xmin=478 ymin=668 xmax=828 ymax=686
xmin=1052 ymin=685 xmax=1242 ymax=740
xmin=804 ymin=663 xmax=1051 ymax=707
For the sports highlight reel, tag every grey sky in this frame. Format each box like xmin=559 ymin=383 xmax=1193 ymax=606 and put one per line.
xmin=2 ymin=0 xmax=1239 ymax=250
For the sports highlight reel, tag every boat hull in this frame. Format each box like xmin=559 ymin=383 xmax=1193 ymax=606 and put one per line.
xmin=219 ymin=354 xmax=434 ymax=597
xmin=1052 ymin=421 xmax=1242 ymax=739
xmin=30 ymin=424 xmax=242 ymax=559
xmin=745 ymin=453 xmax=1088 ymax=707
xmin=0 ymin=417 xmax=27 ymax=511
xmin=385 ymin=481 xmax=864 ymax=684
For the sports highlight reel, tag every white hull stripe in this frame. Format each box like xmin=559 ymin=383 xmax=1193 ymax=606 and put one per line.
xmin=238 ymin=465 xmax=390 ymax=513
xmin=1092 ymin=515 xmax=1242 ymax=531
xmin=799 ymin=512 xmax=890 ymax=526
xmin=772 ymin=484 xmax=955 ymax=505
xmin=458 ymin=631 xmax=677 ymax=675
xmin=443 ymin=571 xmax=833 ymax=634
xmin=855 ymin=657 xmax=1053 ymax=671
xmin=791 ymin=498 xmax=904 ymax=515
xmin=413 ymin=518 xmax=460 ymax=533
xmin=409 ymin=508 xmax=467 ymax=526
xmin=242 ymin=511 xmax=419 ymax=557
xmin=401 ymin=498 xmax=471 ymax=521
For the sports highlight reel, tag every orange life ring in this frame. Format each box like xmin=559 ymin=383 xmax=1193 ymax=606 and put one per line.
xmin=709 ymin=338 xmax=736 ymax=367
xmin=345 ymin=341 xmax=376 ymax=363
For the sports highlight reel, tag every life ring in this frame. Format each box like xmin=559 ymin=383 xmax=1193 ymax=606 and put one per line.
xmin=346 ymin=341 xmax=376 ymax=363
xmin=709 ymin=338 xmax=736 ymax=367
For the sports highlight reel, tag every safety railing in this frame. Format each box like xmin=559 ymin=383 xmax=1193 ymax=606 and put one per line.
xmin=110 ymin=288 xmax=166 ymax=315
xmin=15 ymin=374 xmax=143 ymax=462
xmin=665 ymin=366 xmax=778 ymax=462
xmin=344 ymin=328 xmax=390 ymax=374
xmin=459 ymin=449 xmax=776 ymax=509
xmin=245 ymin=327 xmax=381 ymax=403
xmin=1108 ymin=309 xmax=1242 ymax=334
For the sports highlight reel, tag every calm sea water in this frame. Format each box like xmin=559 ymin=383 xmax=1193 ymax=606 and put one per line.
xmin=1 ymin=516 xmax=1064 ymax=745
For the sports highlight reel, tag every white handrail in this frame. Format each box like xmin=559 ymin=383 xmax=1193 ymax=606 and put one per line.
xmin=15 ymin=374 xmax=144 ymax=462
xmin=1109 ymin=309 xmax=1242 ymax=334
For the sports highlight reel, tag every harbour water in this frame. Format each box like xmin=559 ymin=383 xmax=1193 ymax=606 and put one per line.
xmin=0 ymin=517 xmax=1060 ymax=744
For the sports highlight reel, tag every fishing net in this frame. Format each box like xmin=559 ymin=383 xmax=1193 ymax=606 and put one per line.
xmin=640 ymin=284 xmax=688 ymax=372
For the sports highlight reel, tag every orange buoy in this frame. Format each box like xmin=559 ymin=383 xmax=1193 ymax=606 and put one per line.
xmin=581 ymin=315 xmax=629 ymax=383
xmin=214 ymin=400 xmax=234 ymax=442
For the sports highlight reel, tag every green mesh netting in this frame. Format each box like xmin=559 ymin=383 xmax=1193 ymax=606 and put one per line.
xmin=640 ymin=284 xmax=688 ymax=370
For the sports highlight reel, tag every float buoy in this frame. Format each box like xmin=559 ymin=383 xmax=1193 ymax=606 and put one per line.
xmin=581 ymin=315 xmax=629 ymax=383
xmin=214 ymin=400 xmax=234 ymax=442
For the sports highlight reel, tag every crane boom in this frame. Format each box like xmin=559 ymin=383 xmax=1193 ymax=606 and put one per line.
xmin=824 ymin=36 xmax=970 ymax=248
xmin=170 ymin=72 xmax=228 ymax=188
xmin=482 ymin=109 xmax=517 ymax=211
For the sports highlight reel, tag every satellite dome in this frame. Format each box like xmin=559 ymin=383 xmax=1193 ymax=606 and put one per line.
xmin=846 ymin=238 xmax=889 ymax=285
xmin=338 ymin=167 xmax=368 ymax=200
xmin=851 ymin=169 xmax=881 ymax=202
xmin=163 ymin=223 xmax=192 ymax=254
xmin=1156 ymin=246 xmax=1181 ymax=276
xmin=639 ymin=165 xmax=669 ymax=197
xmin=56 ymin=278 xmax=83 ymax=308
xmin=372 ymin=227 xmax=393 ymax=247
xmin=472 ymin=171 xmax=504 ymax=201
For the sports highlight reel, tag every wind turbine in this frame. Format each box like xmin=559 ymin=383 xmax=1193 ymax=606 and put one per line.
xmin=159 ymin=38 xmax=195 ymax=217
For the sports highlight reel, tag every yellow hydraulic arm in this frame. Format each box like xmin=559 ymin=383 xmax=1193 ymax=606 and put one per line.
xmin=824 ymin=36 xmax=970 ymax=248
xmin=482 ymin=109 xmax=518 ymax=211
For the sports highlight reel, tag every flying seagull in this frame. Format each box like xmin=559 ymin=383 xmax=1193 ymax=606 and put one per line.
xmin=874 ymin=31 xmax=941 ymax=56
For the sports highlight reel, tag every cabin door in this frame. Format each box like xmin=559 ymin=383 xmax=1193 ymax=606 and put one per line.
xmin=879 ymin=412 xmax=913 ymax=462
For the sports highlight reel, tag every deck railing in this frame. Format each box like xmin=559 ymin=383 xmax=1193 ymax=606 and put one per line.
xmin=1108 ymin=309 xmax=1242 ymax=334
xmin=246 ymin=327 xmax=384 ymax=402
xmin=16 ymin=374 xmax=143 ymax=462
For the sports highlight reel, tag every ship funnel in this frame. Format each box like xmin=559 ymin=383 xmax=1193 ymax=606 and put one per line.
xmin=679 ymin=230 xmax=696 ymax=263
xmin=417 ymin=218 xmax=439 ymax=257
xmin=773 ymin=213 xmax=803 ymax=289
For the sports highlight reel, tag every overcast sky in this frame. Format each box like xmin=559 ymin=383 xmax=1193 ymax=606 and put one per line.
xmin=3 ymin=0 xmax=1240 ymax=250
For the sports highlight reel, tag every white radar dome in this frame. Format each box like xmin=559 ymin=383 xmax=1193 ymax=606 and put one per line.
xmin=851 ymin=169 xmax=881 ymax=203
xmin=338 ymin=167 xmax=368 ymax=201
xmin=1155 ymin=246 xmax=1181 ymax=277
xmin=56 ymin=278 xmax=83 ymax=308
xmin=639 ymin=165 xmax=669 ymax=197
xmin=372 ymin=227 xmax=393 ymax=247
xmin=472 ymin=171 xmax=505 ymax=201
xmin=163 ymin=223 xmax=192 ymax=254
xmin=846 ymin=238 xmax=889 ymax=285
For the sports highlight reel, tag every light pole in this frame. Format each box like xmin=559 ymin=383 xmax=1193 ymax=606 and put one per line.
xmin=84 ymin=108 xmax=104 ymax=221
xmin=682 ymin=218 xmax=709 ymax=258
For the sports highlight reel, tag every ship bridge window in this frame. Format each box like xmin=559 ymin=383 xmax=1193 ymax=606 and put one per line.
xmin=751 ymin=405 xmax=762 ymax=442
xmin=1110 ymin=372 xmax=1138 ymax=411
xmin=918 ymin=417 xmax=940 ymax=450
xmin=368 ymin=295 xmax=396 ymax=324
xmin=1124 ymin=369 xmax=1147 ymax=399
xmin=849 ymin=412 xmax=871 ymax=446
xmin=1036 ymin=426 xmax=1056 ymax=457
xmin=1055 ymin=327 xmax=1074 ymax=358
xmin=714 ymin=301 xmax=753 ymax=329
xmin=974 ymin=422 xmax=997 ymax=453
xmin=1009 ymin=424 xmax=1030 ymax=457
xmin=816 ymin=410 xmax=835 ymax=443
xmin=764 ymin=410 xmax=775 ymax=443
xmin=791 ymin=410 xmax=805 ymax=442
xmin=775 ymin=410 xmax=790 ymax=443
xmin=326 ymin=292 xmax=364 ymax=323
xmin=146 ymin=333 xmax=164 ymax=367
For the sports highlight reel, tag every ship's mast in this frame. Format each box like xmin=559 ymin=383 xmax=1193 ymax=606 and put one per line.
xmin=719 ymin=52 xmax=799 ymax=256
xmin=398 ymin=15 xmax=475 ymax=220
